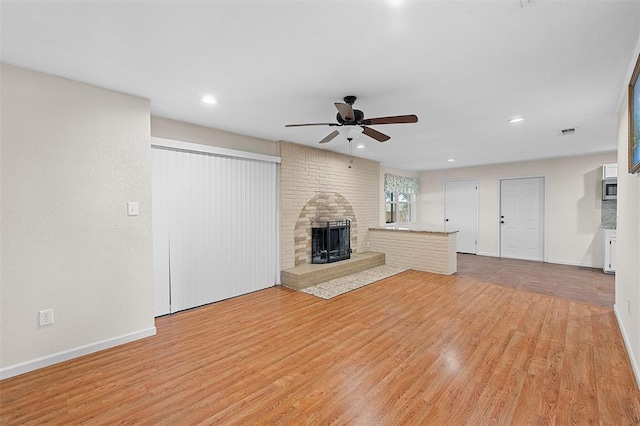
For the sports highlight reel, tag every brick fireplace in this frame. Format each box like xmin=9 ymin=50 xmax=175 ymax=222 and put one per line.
xmin=294 ymin=192 xmax=357 ymax=266
xmin=279 ymin=142 xmax=380 ymax=270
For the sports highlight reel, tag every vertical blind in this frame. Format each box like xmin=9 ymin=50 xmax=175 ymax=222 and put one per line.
xmin=152 ymin=145 xmax=278 ymax=316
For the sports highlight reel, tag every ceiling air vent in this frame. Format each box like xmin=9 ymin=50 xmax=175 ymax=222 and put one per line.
xmin=560 ymin=128 xmax=576 ymax=135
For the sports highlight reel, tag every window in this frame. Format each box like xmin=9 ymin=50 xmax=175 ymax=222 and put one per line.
xmin=384 ymin=173 xmax=419 ymax=224
xmin=385 ymin=191 xmax=415 ymax=224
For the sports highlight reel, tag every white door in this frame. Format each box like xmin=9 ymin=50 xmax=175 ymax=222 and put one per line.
xmin=500 ymin=177 xmax=544 ymax=261
xmin=444 ymin=179 xmax=478 ymax=254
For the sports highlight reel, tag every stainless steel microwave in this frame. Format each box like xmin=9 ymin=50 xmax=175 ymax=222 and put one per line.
xmin=603 ymin=178 xmax=617 ymax=200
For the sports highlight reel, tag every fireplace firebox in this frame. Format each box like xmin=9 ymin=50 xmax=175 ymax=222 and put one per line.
xmin=311 ymin=220 xmax=351 ymax=264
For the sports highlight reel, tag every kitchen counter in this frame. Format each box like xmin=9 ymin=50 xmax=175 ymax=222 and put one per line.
xmin=369 ymin=226 xmax=458 ymax=234
xmin=369 ymin=226 xmax=457 ymax=275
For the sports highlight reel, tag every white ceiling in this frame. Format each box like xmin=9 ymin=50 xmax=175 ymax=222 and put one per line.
xmin=2 ymin=1 xmax=639 ymax=171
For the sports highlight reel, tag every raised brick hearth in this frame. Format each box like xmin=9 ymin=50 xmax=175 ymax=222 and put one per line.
xmin=280 ymin=252 xmax=385 ymax=290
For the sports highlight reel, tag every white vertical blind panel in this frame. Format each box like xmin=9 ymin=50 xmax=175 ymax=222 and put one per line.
xmin=151 ymin=148 xmax=171 ymax=316
xmin=152 ymin=147 xmax=277 ymax=314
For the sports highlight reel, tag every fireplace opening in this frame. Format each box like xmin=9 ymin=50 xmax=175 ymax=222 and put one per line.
xmin=311 ymin=220 xmax=351 ymax=264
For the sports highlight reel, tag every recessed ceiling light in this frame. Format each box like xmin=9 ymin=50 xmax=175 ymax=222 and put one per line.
xmin=388 ymin=0 xmax=403 ymax=7
xmin=447 ymin=158 xmax=456 ymax=162
xmin=356 ymin=144 xmax=365 ymax=149
xmin=508 ymin=116 xmax=525 ymax=124
xmin=201 ymin=95 xmax=217 ymax=105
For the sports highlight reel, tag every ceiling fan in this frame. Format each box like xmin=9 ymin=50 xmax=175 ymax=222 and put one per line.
xmin=285 ymin=95 xmax=418 ymax=144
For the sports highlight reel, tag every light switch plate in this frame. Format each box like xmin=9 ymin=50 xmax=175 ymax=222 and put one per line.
xmin=128 ymin=202 xmax=139 ymax=216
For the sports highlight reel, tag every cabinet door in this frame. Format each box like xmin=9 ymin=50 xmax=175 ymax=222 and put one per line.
xmin=603 ymin=229 xmax=615 ymax=273
xmin=610 ymin=237 xmax=616 ymax=271
xmin=603 ymin=163 xmax=618 ymax=179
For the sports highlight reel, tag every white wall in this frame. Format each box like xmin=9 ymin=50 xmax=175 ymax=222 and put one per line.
xmin=419 ymin=152 xmax=616 ymax=267
xmin=379 ymin=165 xmax=420 ymax=226
xmin=1 ymin=64 xmax=155 ymax=378
xmin=614 ymin=49 xmax=640 ymax=386
xmin=151 ymin=116 xmax=279 ymax=156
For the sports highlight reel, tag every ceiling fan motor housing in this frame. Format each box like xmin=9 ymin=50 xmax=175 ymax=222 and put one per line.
xmin=336 ymin=109 xmax=364 ymax=125
xmin=343 ymin=95 xmax=357 ymax=105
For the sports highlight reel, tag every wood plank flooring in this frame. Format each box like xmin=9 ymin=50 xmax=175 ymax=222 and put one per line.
xmin=1 ymin=270 xmax=639 ymax=424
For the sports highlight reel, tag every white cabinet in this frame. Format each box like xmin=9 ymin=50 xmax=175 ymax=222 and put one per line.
xmin=603 ymin=229 xmax=616 ymax=274
xmin=603 ymin=163 xmax=618 ymax=179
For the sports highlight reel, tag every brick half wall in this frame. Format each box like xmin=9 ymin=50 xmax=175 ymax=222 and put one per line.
xmin=369 ymin=228 xmax=457 ymax=275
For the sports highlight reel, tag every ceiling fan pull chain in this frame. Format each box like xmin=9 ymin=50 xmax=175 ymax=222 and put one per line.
xmin=348 ymin=137 xmax=353 ymax=168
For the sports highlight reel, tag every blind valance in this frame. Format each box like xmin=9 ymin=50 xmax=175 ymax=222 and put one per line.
xmin=384 ymin=173 xmax=420 ymax=194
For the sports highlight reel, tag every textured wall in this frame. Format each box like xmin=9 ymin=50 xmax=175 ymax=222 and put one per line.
xmin=279 ymin=142 xmax=380 ymax=270
xmin=1 ymin=64 xmax=155 ymax=373
xmin=419 ymin=151 xmax=617 ymax=267
xmin=615 ymin=71 xmax=640 ymax=385
xmin=151 ymin=116 xmax=279 ymax=156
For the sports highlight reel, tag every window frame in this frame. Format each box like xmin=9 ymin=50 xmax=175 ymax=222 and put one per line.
xmin=385 ymin=191 xmax=416 ymax=225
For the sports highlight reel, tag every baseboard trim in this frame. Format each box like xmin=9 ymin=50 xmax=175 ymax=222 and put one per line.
xmin=476 ymin=251 xmax=498 ymax=257
xmin=472 ymin=253 xmax=599 ymax=269
xmin=0 ymin=327 xmax=157 ymax=381
xmin=614 ymin=304 xmax=640 ymax=389
xmin=547 ymin=258 xmax=599 ymax=268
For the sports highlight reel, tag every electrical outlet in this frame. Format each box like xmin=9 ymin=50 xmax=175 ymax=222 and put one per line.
xmin=39 ymin=309 xmax=54 ymax=326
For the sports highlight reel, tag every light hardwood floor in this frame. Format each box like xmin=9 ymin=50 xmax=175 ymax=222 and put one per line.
xmin=2 ymin=270 xmax=639 ymax=424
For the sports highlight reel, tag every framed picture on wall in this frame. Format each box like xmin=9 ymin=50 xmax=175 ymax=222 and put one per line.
xmin=630 ymin=54 xmax=640 ymax=173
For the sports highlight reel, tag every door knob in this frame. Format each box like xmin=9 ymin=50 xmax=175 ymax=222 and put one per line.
xmin=445 ymin=218 xmax=449 ymax=222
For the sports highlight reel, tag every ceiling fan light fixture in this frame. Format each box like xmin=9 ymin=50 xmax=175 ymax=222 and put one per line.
xmin=338 ymin=125 xmax=363 ymax=140
xmin=508 ymin=116 xmax=525 ymax=124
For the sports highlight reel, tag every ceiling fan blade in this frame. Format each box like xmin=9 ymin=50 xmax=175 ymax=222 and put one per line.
xmin=319 ymin=130 xmax=340 ymax=144
xmin=335 ymin=102 xmax=355 ymax=121
xmin=362 ymin=126 xmax=390 ymax=142
xmin=361 ymin=114 xmax=418 ymax=125
xmin=285 ymin=123 xmax=338 ymax=127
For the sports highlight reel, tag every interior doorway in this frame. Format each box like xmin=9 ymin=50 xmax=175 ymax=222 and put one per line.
xmin=499 ymin=177 xmax=544 ymax=261
xmin=444 ymin=179 xmax=478 ymax=254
